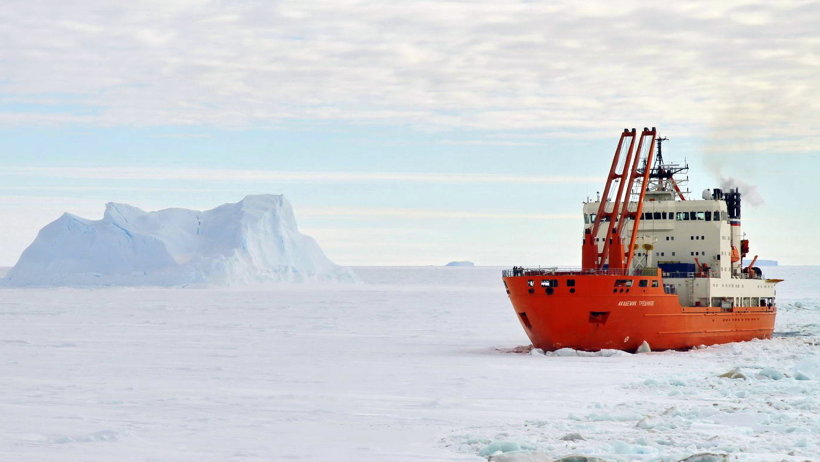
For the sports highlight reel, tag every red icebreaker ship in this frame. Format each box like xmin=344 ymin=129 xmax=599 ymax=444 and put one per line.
xmin=503 ymin=128 xmax=780 ymax=351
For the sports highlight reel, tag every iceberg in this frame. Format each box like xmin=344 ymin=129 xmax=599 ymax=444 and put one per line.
xmin=4 ymin=194 xmax=356 ymax=286
xmin=445 ymin=260 xmax=475 ymax=267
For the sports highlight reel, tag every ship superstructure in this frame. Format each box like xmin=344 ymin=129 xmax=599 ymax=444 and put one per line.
xmin=503 ymin=128 xmax=778 ymax=352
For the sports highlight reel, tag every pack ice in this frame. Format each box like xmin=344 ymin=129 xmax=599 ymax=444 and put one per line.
xmin=3 ymin=194 xmax=356 ymax=286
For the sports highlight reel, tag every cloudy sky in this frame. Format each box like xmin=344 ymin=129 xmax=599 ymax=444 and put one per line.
xmin=1 ymin=0 xmax=818 ymax=266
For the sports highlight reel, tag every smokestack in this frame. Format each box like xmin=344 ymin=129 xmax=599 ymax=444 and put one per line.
xmin=725 ymin=188 xmax=743 ymax=275
xmin=725 ymin=188 xmax=741 ymax=219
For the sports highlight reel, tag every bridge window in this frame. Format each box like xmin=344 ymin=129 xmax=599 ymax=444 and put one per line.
xmin=567 ymin=279 xmax=576 ymax=287
xmin=614 ymin=279 xmax=633 ymax=287
xmin=639 ymin=280 xmax=648 ymax=287
xmin=652 ymin=280 xmax=659 ymax=287
xmin=653 ymin=212 xmax=661 ymax=219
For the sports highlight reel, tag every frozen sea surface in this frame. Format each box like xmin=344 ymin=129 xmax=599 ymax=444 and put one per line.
xmin=0 ymin=266 xmax=817 ymax=461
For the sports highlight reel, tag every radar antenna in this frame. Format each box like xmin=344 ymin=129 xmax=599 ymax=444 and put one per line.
xmin=636 ymin=135 xmax=689 ymax=200
xmin=656 ymin=136 xmax=668 ymax=165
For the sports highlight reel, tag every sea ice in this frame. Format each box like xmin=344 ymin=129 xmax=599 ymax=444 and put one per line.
xmin=794 ymin=371 xmax=811 ymax=380
xmin=794 ymin=357 xmax=820 ymax=378
xmin=554 ymin=457 xmax=608 ymax=462
xmin=0 ymin=265 xmax=816 ymax=461
xmin=757 ymin=367 xmax=785 ymax=380
xmin=559 ymin=433 xmax=585 ymax=442
xmin=678 ymin=454 xmax=728 ymax=462
xmin=553 ymin=348 xmax=579 ymax=357
xmin=635 ymin=340 xmax=652 ymax=353
xmin=717 ymin=368 xmax=747 ymax=379
xmin=479 ymin=441 xmax=523 ymax=457
xmin=488 ymin=451 xmax=551 ymax=462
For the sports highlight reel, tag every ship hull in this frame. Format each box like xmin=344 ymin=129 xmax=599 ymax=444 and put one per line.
xmin=503 ymin=272 xmax=775 ymax=351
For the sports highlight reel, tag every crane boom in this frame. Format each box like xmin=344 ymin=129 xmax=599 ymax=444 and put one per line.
xmin=582 ymin=127 xmax=657 ymax=272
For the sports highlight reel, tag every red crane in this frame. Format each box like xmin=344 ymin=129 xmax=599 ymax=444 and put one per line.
xmin=582 ymin=127 xmax=657 ymax=272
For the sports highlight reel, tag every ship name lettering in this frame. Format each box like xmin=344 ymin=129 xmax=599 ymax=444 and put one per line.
xmin=617 ymin=300 xmax=655 ymax=307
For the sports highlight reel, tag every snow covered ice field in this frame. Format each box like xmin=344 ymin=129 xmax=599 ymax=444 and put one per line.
xmin=0 ymin=266 xmax=817 ymax=461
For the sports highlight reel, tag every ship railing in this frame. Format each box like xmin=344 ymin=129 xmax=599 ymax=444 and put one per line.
xmin=661 ymin=272 xmax=696 ymax=279
xmin=503 ymin=267 xmax=659 ymax=277
xmin=736 ymin=271 xmax=763 ymax=280
xmin=662 ymin=270 xmax=755 ymax=279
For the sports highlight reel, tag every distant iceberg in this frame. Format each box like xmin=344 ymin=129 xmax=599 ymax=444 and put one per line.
xmin=445 ymin=261 xmax=475 ymax=267
xmin=4 ymin=194 xmax=356 ymax=286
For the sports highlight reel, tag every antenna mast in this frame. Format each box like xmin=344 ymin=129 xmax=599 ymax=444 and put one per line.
xmin=636 ymin=135 xmax=689 ymax=200
xmin=656 ymin=137 xmax=668 ymax=166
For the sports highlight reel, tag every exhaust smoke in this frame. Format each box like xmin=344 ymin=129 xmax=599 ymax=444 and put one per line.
xmin=720 ymin=177 xmax=764 ymax=207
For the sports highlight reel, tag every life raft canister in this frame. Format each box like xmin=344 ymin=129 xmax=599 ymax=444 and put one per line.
xmin=730 ymin=246 xmax=740 ymax=262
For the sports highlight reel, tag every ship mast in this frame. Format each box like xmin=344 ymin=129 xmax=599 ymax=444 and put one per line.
xmin=639 ymin=136 xmax=689 ymax=200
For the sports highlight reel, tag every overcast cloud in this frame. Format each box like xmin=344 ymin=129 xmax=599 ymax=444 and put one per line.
xmin=1 ymin=0 xmax=818 ymax=150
